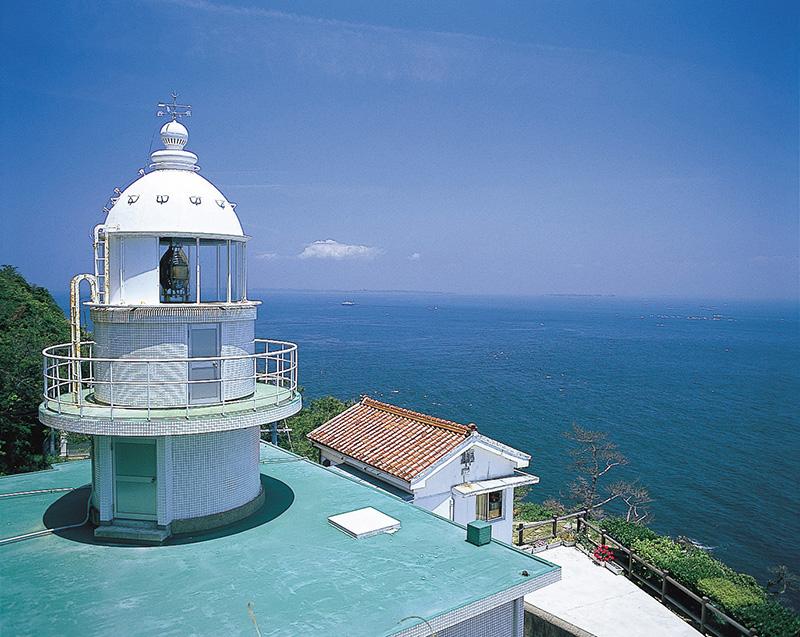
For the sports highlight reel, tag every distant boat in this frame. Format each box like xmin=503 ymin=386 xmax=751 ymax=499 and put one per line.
xmin=341 ymin=300 xmax=355 ymax=306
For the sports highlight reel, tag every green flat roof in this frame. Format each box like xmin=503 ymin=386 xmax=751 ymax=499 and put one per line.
xmin=1 ymin=444 xmax=558 ymax=636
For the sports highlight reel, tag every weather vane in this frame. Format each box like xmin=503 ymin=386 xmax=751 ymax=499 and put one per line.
xmin=156 ymin=92 xmax=192 ymax=120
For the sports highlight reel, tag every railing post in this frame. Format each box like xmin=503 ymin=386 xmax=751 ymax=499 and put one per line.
xmin=146 ymin=362 xmax=151 ymax=421
xmin=700 ymin=595 xmax=708 ymax=632
xmin=661 ymin=569 xmax=669 ymax=602
xmin=628 ymin=550 xmax=634 ymax=574
xmin=517 ymin=523 xmax=524 ymax=546
xmin=109 ymin=361 xmax=114 ymax=420
xmin=600 ymin=531 xmax=606 ymax=546
xmin=552 ymin=516 xmax=558 ymax=538
xmin=576 ymin=516 xmax=582 ymax=534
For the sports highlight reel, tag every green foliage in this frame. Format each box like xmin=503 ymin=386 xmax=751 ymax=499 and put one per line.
xmin=696 ymin=577 xmax=765 ymax=612
xmin=734 ymin=601 xmax=800 ymax=637
xmin=279 ymin=395 xmax=353 ymax=461
xmin=514 ymin=501 xmax=561 ymax=522
xmin=0 ymin=266 xmax=70 ymax=475
xmin=666 ymin=548 xmax=731 ymax=586
xmin=600 ymin=517 xmax=658 ymax=546
xmin=631 ymin=537 xmax=684 ymax=569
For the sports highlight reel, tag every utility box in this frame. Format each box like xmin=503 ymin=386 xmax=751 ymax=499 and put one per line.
xmin=466 ymin=520 xmax=492 ymax=546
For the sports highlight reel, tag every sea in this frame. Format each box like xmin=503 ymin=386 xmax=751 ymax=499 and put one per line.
xmin=58 ymin=289 xmax=799 ymax=604
xmin=257 ymin=290 xmax=799 ymax=604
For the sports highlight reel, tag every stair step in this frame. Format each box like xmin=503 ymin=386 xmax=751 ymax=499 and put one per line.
xmin=95 ymin=523 xmax=171 ymax=544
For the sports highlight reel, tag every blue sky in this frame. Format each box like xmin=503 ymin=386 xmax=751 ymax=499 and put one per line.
xmin=1 ymin=1 xmax=797 ymax=299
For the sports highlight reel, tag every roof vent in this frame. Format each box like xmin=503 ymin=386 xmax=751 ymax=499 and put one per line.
xmin=328 ymin=507 xmax=400 ymax=539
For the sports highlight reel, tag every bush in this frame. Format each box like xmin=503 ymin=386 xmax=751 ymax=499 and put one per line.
xmin=631 ymin=537 xmax=684 ymax=569
xmin=515 ymin=502 xmax=561 ymax=522
xmin=600 ymin=517 xmax=658 ymax=546
xmin=280 ymin=395 xmax=353 ymax=461
xmin=696 ymin=577 xmax=765 ymax=613
xmin=734 ymin=601 xmax=800 ymax=637
xmin=667 ymin=549 xmax=731 ymax=587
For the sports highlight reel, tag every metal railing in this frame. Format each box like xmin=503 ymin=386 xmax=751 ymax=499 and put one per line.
xmin=514 ymin=514 xmax=758 ymax=637
xmin=42 ymin=339 xmax=298 ymax=419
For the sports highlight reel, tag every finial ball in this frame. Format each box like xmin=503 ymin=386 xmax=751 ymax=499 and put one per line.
xmin=160 ymin=121 xmax=188 ymax=150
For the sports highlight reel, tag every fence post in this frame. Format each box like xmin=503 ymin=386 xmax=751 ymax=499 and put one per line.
xmin=628 ymin=550 xmax=634 ymax=574
xmin=576 ymin=517 xmax=582 ymax=534
xmin=661 ymin=569 xmax=669 ymax=602
xmin=517 ymin=523 xmax=524 ymax=546
xmin=600 ymin=531 xmax=606 ymax=546
xmin=552 ymin=516 xmax=558 ymax=538
xmin=700 ymin=596 xmax=708 ymax=632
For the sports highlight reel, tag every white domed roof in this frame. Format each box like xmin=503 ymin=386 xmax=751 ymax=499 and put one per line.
xmin=105 ymin=170 xmax=244 ymax=238
xmin=104 ymin=115 xmax=245 ymax=238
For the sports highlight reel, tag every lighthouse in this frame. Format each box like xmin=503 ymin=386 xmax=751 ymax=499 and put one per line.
xmin=39 ymin=97 xmax=301 ymax=542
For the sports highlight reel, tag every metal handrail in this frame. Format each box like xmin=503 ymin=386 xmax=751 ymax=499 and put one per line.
xmin=42 ymin=339 xmax=298 ymax=418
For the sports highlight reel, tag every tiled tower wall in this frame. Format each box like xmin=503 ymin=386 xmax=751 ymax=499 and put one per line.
xmin=437 ymin=600 xmax=520 ymax=637
xmin=92 ymin=311 xmax=255 ymax=407
xmin=170 ymin=426 xmax=261 ymax=520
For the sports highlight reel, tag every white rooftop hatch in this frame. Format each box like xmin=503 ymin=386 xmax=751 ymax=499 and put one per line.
xmin=328 ymin=507 xmax=400 ymax=539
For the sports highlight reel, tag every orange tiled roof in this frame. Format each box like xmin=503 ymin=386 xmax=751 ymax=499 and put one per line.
xmin=307 ymin=397 xmax=476 ymax=482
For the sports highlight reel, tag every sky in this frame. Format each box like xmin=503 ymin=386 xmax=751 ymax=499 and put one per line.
xmin=1 ymin=0 xmax=798 ymax=299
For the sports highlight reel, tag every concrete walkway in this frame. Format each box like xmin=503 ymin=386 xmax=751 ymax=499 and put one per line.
xmin=525 ymin=545 xmax=701 ymax=637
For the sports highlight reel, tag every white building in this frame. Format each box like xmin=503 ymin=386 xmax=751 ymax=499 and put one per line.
xmin=38 ymin=99 xmax=301 ymax=543
xmin=308 ymin=396 xmax=539 ymax=543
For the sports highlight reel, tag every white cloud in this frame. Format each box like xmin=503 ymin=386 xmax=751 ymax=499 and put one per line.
xmin=255 ymin=252 xmax=280 ymax=260
xmin=298 ymin=239 xmax=382 ymax=260
xmin=408 ymin=252 xmax=421 ymax=261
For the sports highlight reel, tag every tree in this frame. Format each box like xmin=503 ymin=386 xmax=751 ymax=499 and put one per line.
xmin=564 ymin=423 xmax=651 ymax=521
xmin=0 ymin=266 xmax=70 ymax=474
xmin=276 ymin=395 xmax=353 ymax=462
xmin=767 ymin=565 xmax=799 ymax=598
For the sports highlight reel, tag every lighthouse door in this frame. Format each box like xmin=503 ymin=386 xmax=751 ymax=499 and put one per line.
xmin=113 ymin=438 xmax=157 ymax=520
xmin=188 ymin=324 xmax=221 ymax=405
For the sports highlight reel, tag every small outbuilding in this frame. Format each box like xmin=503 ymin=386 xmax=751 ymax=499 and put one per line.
xmin=308 ymin=397 xmax=539 ymax=543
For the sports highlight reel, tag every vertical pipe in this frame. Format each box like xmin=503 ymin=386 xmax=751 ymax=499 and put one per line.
xmin=242 ymin=242 xmax=248 ymax=301
xmin=216 ymin=242 xmax=221 ymax=301
xmin=270 ymin=421 xmax=278 ymax=445
xmin=195 ymin=237 xmax=201 ymax=303
xmin=226 ymin=240 xmax=232 ymax=303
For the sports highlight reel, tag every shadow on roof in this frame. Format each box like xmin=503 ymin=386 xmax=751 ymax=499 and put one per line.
xmin=42 ymin=474 xmax=294 ymax=547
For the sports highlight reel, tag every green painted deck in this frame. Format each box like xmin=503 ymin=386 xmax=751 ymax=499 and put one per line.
xmin=1 ymin=445 xmax=558 ymax=636
xmin=41 ymin=382 xmax=296 ymax=420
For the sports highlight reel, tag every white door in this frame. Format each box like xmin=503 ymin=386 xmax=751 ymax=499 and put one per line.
xmin=188 ymin=324 xmax=220 ymax=405
xmin=432 ymin=497 xmax=454 ymax=520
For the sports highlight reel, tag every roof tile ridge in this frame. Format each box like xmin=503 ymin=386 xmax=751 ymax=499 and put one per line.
xmin=360 ymin=396 xmax=473 ymax=436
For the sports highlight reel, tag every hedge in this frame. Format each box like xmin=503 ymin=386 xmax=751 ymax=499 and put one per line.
xmin=597 ymin=517 xmax=798 ymax=637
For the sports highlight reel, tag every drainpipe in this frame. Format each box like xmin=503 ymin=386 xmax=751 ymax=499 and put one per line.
xmin=70 ymin=273 xmax=98 ymax=392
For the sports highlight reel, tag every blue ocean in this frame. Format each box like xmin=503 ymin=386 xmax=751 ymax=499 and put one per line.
xmin=256 ymin=291 xmax=799 ymax=601
xmin=57 ymin=289 xmax=799 ymax=603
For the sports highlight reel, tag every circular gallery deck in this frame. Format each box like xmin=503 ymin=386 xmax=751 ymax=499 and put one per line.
xmin=39 ymin=383 xmax=302 ymax=436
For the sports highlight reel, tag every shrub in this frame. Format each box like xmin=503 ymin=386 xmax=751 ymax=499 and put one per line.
xmin=666 ymin=549 xmax=731 ymax=586
xmin=696 ymin=577 xmax=765 ymax=612
xmin=734 ymin=601 xmax=800 ymax=637
xmin=600 ymin=517 xmax=658 ymax=546
xmin=631 ymin=537 xmax=684 ymax=569
xmin=515 ymin=502 xmax=561 ymax=522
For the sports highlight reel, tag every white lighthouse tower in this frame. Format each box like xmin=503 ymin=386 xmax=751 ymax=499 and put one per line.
xmin=39 ymin=97 xmax=301 ymax=542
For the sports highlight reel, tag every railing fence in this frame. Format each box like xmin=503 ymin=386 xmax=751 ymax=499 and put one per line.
xmin=514 ymin=514 xmax=757 ymax=637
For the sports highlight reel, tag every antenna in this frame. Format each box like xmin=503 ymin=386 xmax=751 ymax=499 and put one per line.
xmin=156 ymin=91 xmax=192 ymax=120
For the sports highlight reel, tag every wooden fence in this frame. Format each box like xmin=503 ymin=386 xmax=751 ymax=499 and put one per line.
xmin=514 ymin=514 xmax=757 ymax=637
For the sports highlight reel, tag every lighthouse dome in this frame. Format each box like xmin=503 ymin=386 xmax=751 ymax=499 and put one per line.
xmin=104 ymin=118 xmax=244 ymax=238
xmin=106 ymin=170 xmax=244 ymax=238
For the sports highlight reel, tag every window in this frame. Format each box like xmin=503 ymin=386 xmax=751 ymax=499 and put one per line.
xmin=476 ymin=490 xmax=503 ymax=521
xmin=159 ymin=239 xmax=195 ymax=303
